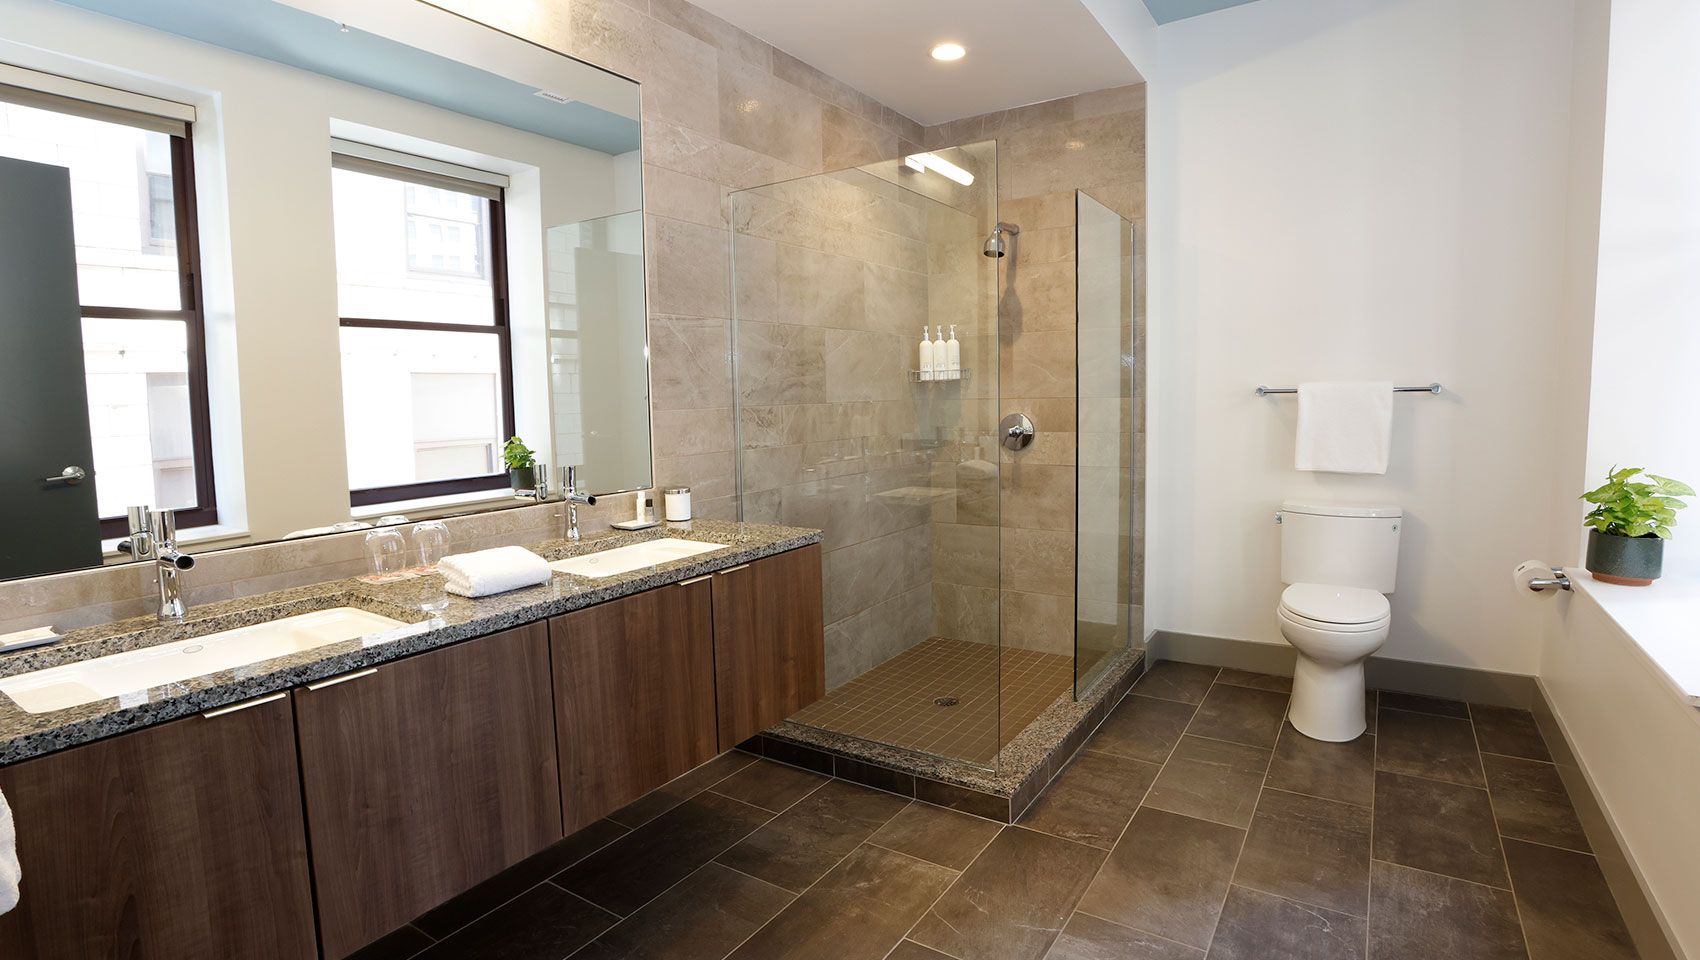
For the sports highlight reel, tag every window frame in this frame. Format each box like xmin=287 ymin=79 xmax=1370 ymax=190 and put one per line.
xmin=81 ymin=132 xmax=219 ymax=539
xmin=336 ymin=167 xmax=516 ymax=508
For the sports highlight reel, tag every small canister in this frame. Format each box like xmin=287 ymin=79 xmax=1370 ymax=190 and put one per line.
xmin=664 ymin=486 xmax=692 ymax=522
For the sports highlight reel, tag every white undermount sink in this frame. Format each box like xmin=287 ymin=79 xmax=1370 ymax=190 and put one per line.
xmin=0 ymin=607 xmax=409 ymax=714
xmin=548 ymin=538 xmax=727 ymax=578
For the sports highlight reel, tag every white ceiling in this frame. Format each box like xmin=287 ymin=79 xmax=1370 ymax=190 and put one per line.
xmin=686 ymin=0 xmax=1142 ymax=126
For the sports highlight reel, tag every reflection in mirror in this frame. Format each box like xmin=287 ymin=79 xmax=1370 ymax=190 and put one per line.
xmin=0 ymin=0 xmax=650 ymax=581
xmin=548 ymin=211 xmax=652 ymax=496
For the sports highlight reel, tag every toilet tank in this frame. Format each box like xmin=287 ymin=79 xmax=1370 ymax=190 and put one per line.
xmin=1279 ymin=501 xmax=1402 ymax=593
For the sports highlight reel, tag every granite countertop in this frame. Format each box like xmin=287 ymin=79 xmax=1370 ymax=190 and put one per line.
xmin=0 ymin=519 xmax=821 ymax=765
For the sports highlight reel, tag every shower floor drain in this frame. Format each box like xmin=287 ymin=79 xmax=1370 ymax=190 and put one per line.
xmin=933 ymin=697 xmax=960 ymax=707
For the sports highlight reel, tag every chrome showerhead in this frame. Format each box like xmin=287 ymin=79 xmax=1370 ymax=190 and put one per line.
xmin=983 ymin=221 xmax=1020 ymax=258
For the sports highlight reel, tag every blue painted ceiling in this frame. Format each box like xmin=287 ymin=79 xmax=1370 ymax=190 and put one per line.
xmin=56 ymin=0 xmax=641 ymax=155
xmin=1142 ymin=0 xmax=1261 ymax=25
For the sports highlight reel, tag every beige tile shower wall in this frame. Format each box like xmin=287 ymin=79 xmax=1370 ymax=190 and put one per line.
xmin=924 ymin=84 xmax=1147 ymax=658
xmin=2 ymin=0 xmax=933 ymax=634
xmin=732 ymin=169 xmax=939 ymax=690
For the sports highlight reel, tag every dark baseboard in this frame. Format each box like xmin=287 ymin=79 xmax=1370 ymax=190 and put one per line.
xmin=1147 ymin=630 xmax=1536 ymax=709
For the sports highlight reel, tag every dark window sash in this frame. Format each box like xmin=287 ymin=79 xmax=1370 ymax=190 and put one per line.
xmin=340 ymin=193 xmax=515 ymax=508
xmin=89 ymin=132 xmax=218 ymax=533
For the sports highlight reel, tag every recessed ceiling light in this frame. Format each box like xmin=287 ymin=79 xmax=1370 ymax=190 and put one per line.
xmin=931 ymin=43 xmax=966 ymax=62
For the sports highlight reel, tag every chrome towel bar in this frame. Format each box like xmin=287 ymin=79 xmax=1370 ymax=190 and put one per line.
xmin=1255 ymin=382 xmax=1443 ymax=397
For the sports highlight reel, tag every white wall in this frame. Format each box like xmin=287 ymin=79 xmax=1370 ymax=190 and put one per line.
xmin=1584 ymin=0 xmax=1700 ymax=576
xmin=1542 ymin=587 xmax=1700 ymax=956
xmin=3 ymin=0 xmax=625 ymax=540
xmin=1144 ymin=0 xmax=1590 ymax=673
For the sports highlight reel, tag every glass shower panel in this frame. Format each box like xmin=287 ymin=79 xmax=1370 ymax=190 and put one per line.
xmin=731 ymin=141 xmax=1004 ymax=769
xmin=1075 ymin=191 xmax=1137 ymax=695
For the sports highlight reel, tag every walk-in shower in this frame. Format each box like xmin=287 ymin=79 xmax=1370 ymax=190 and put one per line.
xmin=730 ymin=141 xmax=1141 ymax=774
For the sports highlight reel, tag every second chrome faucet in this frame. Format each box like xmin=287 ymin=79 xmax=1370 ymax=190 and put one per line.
xmin=561 ymin=465 xmax=596 ymax=541
xmin=117 ymin=506 xmax=196 ymax=621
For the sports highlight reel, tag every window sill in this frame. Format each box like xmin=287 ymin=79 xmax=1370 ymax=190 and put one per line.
xmin=100 ymin=523 xmax=251 ymax=560
xmin=1566 ymin=564 xmax=1700 ymax=709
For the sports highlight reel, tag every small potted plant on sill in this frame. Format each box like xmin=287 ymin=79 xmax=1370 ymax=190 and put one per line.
xmin=504 ymin=436 xmax=537 ymax=492
xmin=1581 ymin=467 xmax=1694 ymax=585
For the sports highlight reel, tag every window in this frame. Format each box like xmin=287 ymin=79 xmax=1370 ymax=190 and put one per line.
xmin=0 ymin=84 xmax=215 ymax=537
xmin=331 ymin=154 xmax=513 ymax=505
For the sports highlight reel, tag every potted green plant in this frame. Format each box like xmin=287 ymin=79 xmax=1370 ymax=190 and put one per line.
xmin=503 ymin=436 xmax=537 ymax=492
xmin=1581 ymin=467 xmax=1694 ymax=585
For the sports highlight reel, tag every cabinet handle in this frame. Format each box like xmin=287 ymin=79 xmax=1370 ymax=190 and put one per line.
xmin=202 ymin=692 xmax=286 ymax=719
xmin=678 ymin=575 xmax=713 ymax=586
xmin=305 ymin=668 xmax=378 ymax=691
xmin=715 ymin=564 xmax=750 ymax=575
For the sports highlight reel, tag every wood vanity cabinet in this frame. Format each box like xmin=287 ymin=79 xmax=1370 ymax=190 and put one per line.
xmin=292 ymin=621 xmax=561 ymax=960
xmin=550 ymin=575 xmax=718 ymax=832
xmin=712 ymin=545 xmax=826 ymax=749
xmin=0 ymin=693 xmax=317 ymax=960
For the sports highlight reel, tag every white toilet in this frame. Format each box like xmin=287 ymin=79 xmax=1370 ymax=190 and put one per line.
xmin=1276 ymin=501 xmax=1401 ymax=742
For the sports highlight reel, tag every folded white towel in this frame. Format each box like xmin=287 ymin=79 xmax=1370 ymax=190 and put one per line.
xmin=438 ymin=546 xmax=552 ymax=598
xmin=0 ymin=786 xmax=19 ymax=916
xmin=1295 ymin=380 xmax=1394 ymax=474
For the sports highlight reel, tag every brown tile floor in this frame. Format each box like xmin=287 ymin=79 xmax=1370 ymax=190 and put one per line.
xmin=352 ymin=663 xmax=1643 ymax=960
xmin=788 ymin=637 xmax=1075 ymax=765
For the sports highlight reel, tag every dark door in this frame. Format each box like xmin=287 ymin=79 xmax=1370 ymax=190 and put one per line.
xmin=0 ymin=157 xmax=101 ymax=578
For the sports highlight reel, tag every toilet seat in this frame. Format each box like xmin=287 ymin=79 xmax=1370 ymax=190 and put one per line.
xmin=1279 ymin=583 xmax=1389 ymax=627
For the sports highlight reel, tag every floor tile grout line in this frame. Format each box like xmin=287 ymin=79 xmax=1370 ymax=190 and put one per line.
xmin=708 ymin=800 xmax=930 ymax=960
xmin=1497 ymin=834 xmax=1594 ymax=857
xmin=1070 ymin=906 xmax=1210 ymax=957
xmin=1368 ymin=857 xmax=1518 ymax=894
xmin=1205 ymin=697 xmax=1284 ymax=956
xmin=1368 ymin=689 xmax=1378 ymax=960
xmin=1469 ymin=710 xmax=1536 ymax=960
xmin=401 ymin=817 xmax=632 ymax=953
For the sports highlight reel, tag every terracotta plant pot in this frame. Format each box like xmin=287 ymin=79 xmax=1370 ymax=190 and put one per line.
xmin=1585 ymin=528 xmax=1664 ymax=586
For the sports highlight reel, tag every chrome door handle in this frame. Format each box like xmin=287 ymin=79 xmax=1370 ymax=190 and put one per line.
xmin=715 ymin=564 xmax=750 ymax=575
xmin=305 ymin=668 xmax=378 ymax=691
xmin=202 ymin=692 xmax=287 ymax=719
xmin=43 ymin=466 xmax=85 ymax=485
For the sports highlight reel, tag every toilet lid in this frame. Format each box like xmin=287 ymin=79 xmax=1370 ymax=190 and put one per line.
xmin=1280 ymin=583 xmax=1389 ymax=625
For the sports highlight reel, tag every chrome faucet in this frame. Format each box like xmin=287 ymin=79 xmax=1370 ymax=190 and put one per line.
xmin=117 ymin=507 xmax=196 ymax=621
xmin=561 ymin=466 xmax=597 ymax=541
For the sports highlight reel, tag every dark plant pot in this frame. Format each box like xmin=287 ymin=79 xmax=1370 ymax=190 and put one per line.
xmin=508 ymin=466 xmax=536 ymax=492
xmin=1585 ymin=528 xmax=1664 ymax=586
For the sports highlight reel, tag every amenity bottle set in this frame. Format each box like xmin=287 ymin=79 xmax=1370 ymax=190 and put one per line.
xmin=917 ymin=325 xmax=962 ymax=380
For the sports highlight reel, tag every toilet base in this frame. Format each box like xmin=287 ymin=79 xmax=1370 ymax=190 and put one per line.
xmin=1289 ymin=655 xmax=1367 ymax=742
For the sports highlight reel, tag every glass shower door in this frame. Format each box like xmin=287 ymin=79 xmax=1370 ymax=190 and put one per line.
xmin=730 ymin=141 xmax=1005 ymax=769
xmin=1075 ymin=191 xmax=1138 ymax=695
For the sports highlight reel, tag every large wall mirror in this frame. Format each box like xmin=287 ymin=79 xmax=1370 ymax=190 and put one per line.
xmin=0 ymin=0 xmax=650 ymax=580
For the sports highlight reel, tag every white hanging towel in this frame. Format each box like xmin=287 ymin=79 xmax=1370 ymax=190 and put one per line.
xmin=1295 ymin=380 xmax=1394 ymax=474
xmin=0 ymin=786 xmax=19 ymax=916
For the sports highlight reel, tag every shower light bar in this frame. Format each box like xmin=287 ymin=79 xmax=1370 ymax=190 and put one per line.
xmin=904 ymin=152 xmax=974 ymax=186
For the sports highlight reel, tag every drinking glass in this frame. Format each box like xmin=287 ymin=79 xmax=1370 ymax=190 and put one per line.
xmin=364 ymin=528 xmax=407 ymax=578
xmin=411 ymin=521 xmax=452 ymax=613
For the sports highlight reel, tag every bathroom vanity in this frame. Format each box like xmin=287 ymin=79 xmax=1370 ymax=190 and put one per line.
xmin=0 ymin=521 xmax=824 ymax=960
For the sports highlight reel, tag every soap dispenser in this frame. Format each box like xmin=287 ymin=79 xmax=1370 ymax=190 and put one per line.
xmin=918 ymin=325 xmax=934 ymax=381
xmin=946 ymin=325 xmax=961 ymax=380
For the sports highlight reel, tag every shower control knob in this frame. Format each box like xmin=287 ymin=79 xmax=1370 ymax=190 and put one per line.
xmin=999 ymin=413 xmax=1035 ymax=451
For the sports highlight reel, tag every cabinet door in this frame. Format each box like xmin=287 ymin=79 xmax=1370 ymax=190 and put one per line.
xmin=551 ymin=575 xmax=717 ymax=833
xmin=0 ymin=694 xmax=316 ymax=960
xmin=713 ymin=545 xmax=827 ymax=748
xmin=294 ymin=622 xmax=561 ymax=960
